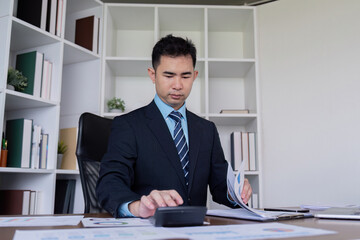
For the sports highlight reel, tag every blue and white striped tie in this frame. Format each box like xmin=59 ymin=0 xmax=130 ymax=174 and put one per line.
xmin=169 ymin=111 xmax=189 ymax=186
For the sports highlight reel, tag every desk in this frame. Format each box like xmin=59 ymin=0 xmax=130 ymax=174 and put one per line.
xmin=1 ymin=213 xmax=360 ymax=240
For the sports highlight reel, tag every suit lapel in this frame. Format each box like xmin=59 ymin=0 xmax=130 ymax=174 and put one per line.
xmin=186 ymin=110 xmax=201 ymax=194
xmin=145 ymin=101 xmax=187 ymax=190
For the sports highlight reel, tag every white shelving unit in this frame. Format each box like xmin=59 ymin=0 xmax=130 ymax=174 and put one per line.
xmin=0 ymin=0 xmax=103 ymax=214
xmin=101 ymin=4 xmax=263 ymax=209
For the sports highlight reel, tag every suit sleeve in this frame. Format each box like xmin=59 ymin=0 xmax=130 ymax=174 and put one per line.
xmin=96 ymin=116 xmax=141 ymax=217
xmin=208 ymin=122 xmax=239 ymax=208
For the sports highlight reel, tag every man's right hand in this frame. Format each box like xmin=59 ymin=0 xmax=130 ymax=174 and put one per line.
xmin=128 ymin=189 xmax=183 ymax=218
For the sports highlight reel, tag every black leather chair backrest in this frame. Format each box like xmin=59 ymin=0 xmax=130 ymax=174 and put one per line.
xmin=76 ymin=112 xmax=113 ymax=213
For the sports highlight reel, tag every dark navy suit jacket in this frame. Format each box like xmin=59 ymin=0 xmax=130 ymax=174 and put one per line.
xmin=96 ymin=101 xmax=234 ymax=217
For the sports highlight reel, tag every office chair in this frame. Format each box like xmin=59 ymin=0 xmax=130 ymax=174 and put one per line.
xmin=76 ymin=112 xmax=113 ymax=213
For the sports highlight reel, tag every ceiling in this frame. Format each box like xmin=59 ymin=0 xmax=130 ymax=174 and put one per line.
xmin=101 ymin=0 xmax=278 ymax=6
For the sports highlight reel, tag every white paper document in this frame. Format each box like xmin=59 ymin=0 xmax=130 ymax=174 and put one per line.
xmin=13 ymin=222 xmax=335 ymax=240
xmin=13 ymin=226 xmax=183 ymax=240
xmin=207 ymin=163 xmax=311 ymax=221
xmin=0 ymin=215 xmax=83 ymax=227
xmin=81 ymin=217 xmax=152 ymax=227
xmin=170 ymin=222 xmax=336 ymax=240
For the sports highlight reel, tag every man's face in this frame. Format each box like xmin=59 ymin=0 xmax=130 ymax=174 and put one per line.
xmin=148 ymin=55 xmax=198 ymax=110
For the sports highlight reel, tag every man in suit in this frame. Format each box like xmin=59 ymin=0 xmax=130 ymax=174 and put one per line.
xmin=97 ymin=34 xmax=252 ymax=218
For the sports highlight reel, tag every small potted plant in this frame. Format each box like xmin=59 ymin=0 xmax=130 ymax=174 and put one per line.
xmin=7 ymin=67 xmax=27 ymax=91
xmin=57 ymin=140 xmax=68 ymax=169
xmin=107 ymin=97 xmax=125 ymax=113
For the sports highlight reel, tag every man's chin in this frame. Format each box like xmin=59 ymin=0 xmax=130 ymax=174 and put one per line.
xmin=168 ymin=100 xmax=184 ymax=110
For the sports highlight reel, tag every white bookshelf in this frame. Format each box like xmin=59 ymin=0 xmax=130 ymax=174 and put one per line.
xmin=0 ymin=0 xmax=103 ymax=214
xmin=101 ymin=4 xmax=263 ymax=209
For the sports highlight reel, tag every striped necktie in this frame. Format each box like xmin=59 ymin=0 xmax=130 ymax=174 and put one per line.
xmin=168 ymin=111 xmax=189 ymax=186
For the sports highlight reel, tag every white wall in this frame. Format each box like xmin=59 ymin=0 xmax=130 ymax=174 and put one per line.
xmin=257 ymin=0 xmax=360 ymax=207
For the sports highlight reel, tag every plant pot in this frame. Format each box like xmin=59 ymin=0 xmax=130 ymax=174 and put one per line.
xmin=6 ymin=84 xmax=15 ymax=91
xmin=57 ymin=154 xmax=63 ymax=169
xmin=0 ymin=150 xmax=8 ymax=167
xmin=109 ymin=109 xmax=123 ymax=113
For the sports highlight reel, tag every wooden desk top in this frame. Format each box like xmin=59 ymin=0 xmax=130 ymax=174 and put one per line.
xmin=1 ymin=213 xmax=360 ymax=240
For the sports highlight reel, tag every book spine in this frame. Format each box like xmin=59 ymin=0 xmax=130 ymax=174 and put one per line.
xmin=248 ymin=132 xmax=256 ymax=171
xmin=22 ymin=190 xmax=31 ymax=215
xmin=241 ymin=132 xmax=249 ymax=171
xmin=252 ymin=193 xmax=259 ymax=209
xmin=40 ymin=134 xmax=49 ymax=169
xmin=93 ymin=17 xmax=99 ymax=53
xmin=16 ymin=0 xmax=42 ymax=28
xmin=40 ymin=0 xmax=48 ymax=30
xmin=230 ymin=132 xmax=242 ymax=171
xmin=29 ymin=191 xmax=37 ymax=215
xmin=21 ymin=119 xmax=33 ymax=168
xmin=46 ymin=61 xmax=53 ymax=99
xmin=49 ymin=0 xmax=57 ymax=34
xmin=34 ymin=52 xmax=44 ymax=98
xmin=56 ymin=0 xmax=64 ymax=37
xmin=6 ymin=119 xmax=24 ymax=168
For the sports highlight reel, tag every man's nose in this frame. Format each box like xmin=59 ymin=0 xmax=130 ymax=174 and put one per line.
xmin=172 ymin=77 xmax=182 ymax=89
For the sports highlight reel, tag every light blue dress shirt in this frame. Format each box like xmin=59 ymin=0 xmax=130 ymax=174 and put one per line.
xmin=118 ymin=95 xmax=189 ymax=217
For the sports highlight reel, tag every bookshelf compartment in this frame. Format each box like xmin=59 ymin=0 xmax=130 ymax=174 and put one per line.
xmin=56 ymin=174 xmax=83 ymax=214
xmin=105 ymin=5 xmax=155 ymax=58
xmin=208 ymin=61 xmax=256 ymax=114
xmin=207 ymin=8 xmax=255 ymax=59
xmin=103 ymin=59 xmax=154 ymax=114
xmin=5 ymin=105 xmax=59 ymax=170
xmin=8 ymin=41 xmax=62 ymax=102
xmin=64 ymin=0 xmax=103 ymax=53
xmin=0 ymin=172 xmax=56 ymax=214
xmin=158 ymin=6 xmax=205 ymax=59
xmin=60 ymin=59 xmax=101 ymax=127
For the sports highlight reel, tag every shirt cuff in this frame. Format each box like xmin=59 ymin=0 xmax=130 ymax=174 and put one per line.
xmin=118 ymin=201 xmax=135 ymax=217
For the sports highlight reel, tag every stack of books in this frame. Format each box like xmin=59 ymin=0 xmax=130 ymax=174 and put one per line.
xmin=75 ymin=15 xmax=100 ymax=54
xmin=15 ymin=51 xmax=53 ymax=100
xmin=0 ymin=189 xmax=41 ymax=215
xmin=16 ymin=0 xmax=64 ymax=37
xmin=5 ymin=118 xmax=49 ymax=169
xmin=230 ymin=131 xmax=256 ymax=171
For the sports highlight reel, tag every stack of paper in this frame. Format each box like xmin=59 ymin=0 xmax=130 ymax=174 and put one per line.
xmin=207 ymin=161 xmax=311 ymax=221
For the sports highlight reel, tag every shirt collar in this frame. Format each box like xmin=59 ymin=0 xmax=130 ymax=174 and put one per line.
xmin=154 ymin=94 xmax=187 ymax=120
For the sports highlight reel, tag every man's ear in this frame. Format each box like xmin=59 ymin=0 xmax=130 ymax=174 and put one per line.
xmin=148 ymin=68 xmax=156 ymax=83
xmin=193 ymin=70 xmax=199 ymax=81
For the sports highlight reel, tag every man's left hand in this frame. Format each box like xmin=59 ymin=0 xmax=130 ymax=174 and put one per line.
xmin=241 ymin=178 xmax=252 ymax=204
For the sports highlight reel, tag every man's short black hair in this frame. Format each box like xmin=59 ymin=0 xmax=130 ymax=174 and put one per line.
xmin=152 ymin=34 xmax=197 ymax=70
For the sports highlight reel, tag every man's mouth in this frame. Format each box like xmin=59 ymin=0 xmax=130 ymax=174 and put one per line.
xmin=170 ymin=94 xmax=182 ymax=99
